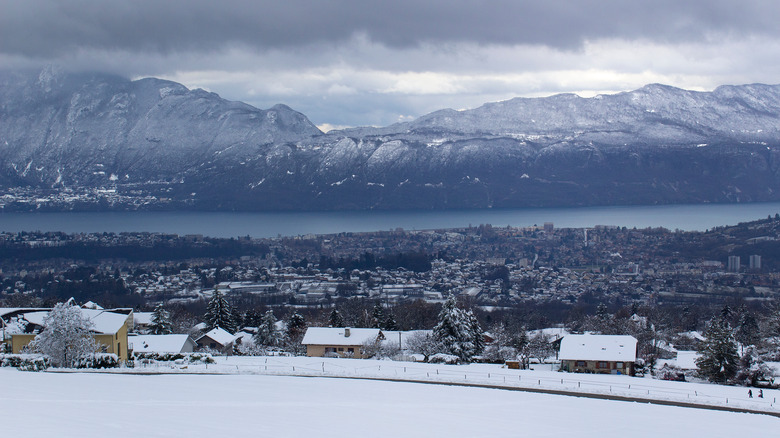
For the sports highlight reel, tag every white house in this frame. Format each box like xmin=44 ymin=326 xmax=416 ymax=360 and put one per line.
xmin=301 ymin=327 xmax=383 ymax=358
xmin=559 ymin=334 xmax=638 ymax=375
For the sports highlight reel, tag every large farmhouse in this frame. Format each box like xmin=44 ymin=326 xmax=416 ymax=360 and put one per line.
xmin=558 ymin=334 xmax=638 ymax=375
xmin=302 ymin=327 xmax=384 ymax=358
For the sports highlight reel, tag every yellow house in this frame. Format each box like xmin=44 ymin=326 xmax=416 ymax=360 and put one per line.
xmin=1 ymin=307 xmax=133 ymax=362
xmin=301 ymin=327 xmax=383 ymax=359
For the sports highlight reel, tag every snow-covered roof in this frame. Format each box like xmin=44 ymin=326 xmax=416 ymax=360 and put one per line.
xmin=302 ymin=327 xmax=382 ymax=346
xmin=559 ymin=334 xmax=637 ymax=362
xmin=233 ymin=330 xmax=256 ymax=347
xmin=196 ymin=327 xmax=237 ymax=346
xmin=0 ymin=308 xmax=25 ymax=318
xmin=129 ymin=334 xmax=195 ymax=353
xmin=81 ymin=301 xmax=104 ymax=310
xmin=80 ymin=309 xmax=131 ymax=334
xmin=133 ymin=312 xmax=153 ymax=325
xmin=12 ymin=308 xmax=130 ymax=335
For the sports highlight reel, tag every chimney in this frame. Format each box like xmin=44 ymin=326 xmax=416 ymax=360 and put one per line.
xmin=344 ymin=327 xmax=351 ymax=337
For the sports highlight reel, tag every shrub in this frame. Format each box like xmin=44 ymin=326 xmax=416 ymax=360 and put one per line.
xmin=0 ymin=353 xmax=51 ymax=371
xmin=133 ymin=352 xmax=215 ymax=364
xmin=428 ymin=353 xmax=460 ymax=364
xmin=75 ymin=353 xmax=120 ymax=369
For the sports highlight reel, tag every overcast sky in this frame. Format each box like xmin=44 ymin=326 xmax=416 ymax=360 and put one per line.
xmin=3 ymin=0 xmax=780 ymax=130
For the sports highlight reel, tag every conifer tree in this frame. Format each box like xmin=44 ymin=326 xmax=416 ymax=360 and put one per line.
xmin=149 ymin=304 xmax=173 ymax=335
xmin=371 ymin=302 xmax=385 ymax=329
xmin=383 ymin=312 xmax=399 ymax=331
xmin=255 ymin=310 xmax=280 ymax=347
xmin=433 ymin=295 xmax=482 ymax=362
xmin=696 ymin=316 xmax=739 ymax=383
xmin=329 ymin=309 xmax=345 ymax=327
xmin=285 ymin=312 xmax=307 ymax=355
xmin=735 ymin=310 xmax=760 ymax=352
xmin=204 ymin=289 xmax=235 ymax=333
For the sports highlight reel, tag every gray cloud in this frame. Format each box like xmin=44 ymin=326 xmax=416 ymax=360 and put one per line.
xmin=2 ymin=0 xmax=778 ymax=57
xmin=3 ymin=0 xmax=780 ymax=128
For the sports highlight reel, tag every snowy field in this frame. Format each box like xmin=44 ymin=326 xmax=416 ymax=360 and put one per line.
xmin=2 ymin=356 xmax=779 ymax=437
xmin=1 ymin=365 xmax=778 ymax=438
xmin=98 ymin=355 xmax=780 ymax=413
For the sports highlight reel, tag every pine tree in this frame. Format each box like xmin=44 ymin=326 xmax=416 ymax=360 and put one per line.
xmin=433 ymin=295 xmax=463 ymax=358
xmin=433 ymin=295 xmax=482 ymax=362
xmin=696 ymin=317 xmax=739 ymax=383
xmin=29 ymin=302 xmax=98 ymax=368
xmin=735 ymin=310 xmax=760 ymax=352
xmin=255 ymin=310 xmax=280 ymax=347
xmin=329 ymin=309 xmax=345 ymax=327
xmin=204 ymin=289 xmax=235 ymax=333
xmin=243 ymin=308 xmax=263 ymax=328
xmin=285 ymin=312 xmax=307 ymax=355
xmin=371 ymin=302 xmax=385 ymax=329
xmin=383 ymin=312 xmax=399 ymax=331
xmin=149 ymin=304 xmax=173 ymax=335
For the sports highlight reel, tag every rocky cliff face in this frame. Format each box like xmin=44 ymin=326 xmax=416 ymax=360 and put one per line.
xmin=2 ymin=67 xmax=780 ymax=211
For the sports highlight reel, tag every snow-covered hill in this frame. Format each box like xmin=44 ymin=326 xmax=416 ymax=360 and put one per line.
xmin=2 ymin=67 xmax=780 ymax=211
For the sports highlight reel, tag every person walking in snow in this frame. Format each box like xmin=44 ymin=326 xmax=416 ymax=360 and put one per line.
xmin=748 ymin=389 xmax=753 ymax=398
xmin=758 ymin=389 xmax=763 ymax=398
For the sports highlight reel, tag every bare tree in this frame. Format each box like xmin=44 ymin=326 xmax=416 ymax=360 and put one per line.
xmin=28 ymin=302 xmax=98 ymax=368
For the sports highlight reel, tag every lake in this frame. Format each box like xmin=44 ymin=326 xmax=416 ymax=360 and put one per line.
xmin=2 ymin=203 xmax=780 ymax=238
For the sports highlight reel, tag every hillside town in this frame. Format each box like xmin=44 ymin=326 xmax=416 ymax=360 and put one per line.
xmin=2 ymin=216 xmax=780 ymax=314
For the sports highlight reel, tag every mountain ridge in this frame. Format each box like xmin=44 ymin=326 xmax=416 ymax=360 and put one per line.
xmin=1 ymin=68 xmax=780 ymax=211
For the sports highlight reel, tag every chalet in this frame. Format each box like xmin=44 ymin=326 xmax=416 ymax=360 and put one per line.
xmin=558 ymin=334 xmax=637 ymax=375
xmin=195 ymin=327 xmax=237 ymax=353
xmin=301 ymin=327 xmax=383 ymax=358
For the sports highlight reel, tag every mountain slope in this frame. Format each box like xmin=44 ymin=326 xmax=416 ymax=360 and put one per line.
xmin=1 ymin=67 xmax=780 ymax=211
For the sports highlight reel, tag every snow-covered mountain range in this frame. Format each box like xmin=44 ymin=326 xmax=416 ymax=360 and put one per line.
xmin=2 ymin=66 xmax=780 ymax=211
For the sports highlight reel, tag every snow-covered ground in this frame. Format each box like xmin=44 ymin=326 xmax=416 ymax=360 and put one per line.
xmin=1 ymin=362 xmax=777 ymax=438
xmin=95 ymin=356 xmax=780 ymax=414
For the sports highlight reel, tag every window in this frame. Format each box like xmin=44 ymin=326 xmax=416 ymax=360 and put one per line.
xmin=347 ymin=348 xmax=354 ymax=353
xmin=575 ymin=360 xmax=587 ymax=367
xmin=616 ymin=362 xmax=623 ymax=368
xmin=597 ymin=361 xmax=608 ymax=369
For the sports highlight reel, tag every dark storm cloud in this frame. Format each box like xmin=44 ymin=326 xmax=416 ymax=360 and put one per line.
xmin=2 ymin=0 xmax=778 ymax=56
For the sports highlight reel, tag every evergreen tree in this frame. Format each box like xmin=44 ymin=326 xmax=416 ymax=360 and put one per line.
xmin=329 ymin=309 xmax=345 ymax=327
xmin=149 ymin=304 xmax=173 ymax=335
xmin=464 ymin=308 xmax=484 ymax=358
xmin=596 ymin=303 xmax=610 ymax=321
xmin=285 ymin=312 xmax=307 ymax=355
xmin=204 ymin=289 xmax=235 ymax=333
xmin=433 ymin=296 xmax=463 ymax=357
xmin=433 ymin=296 xmax=482 ymax=362
xmin=735 ymin=310 xmax=760 ymax=353
xmin=383 ymin=312 xmax=399 ymax=331
xmin=696 ymin=317 xmax=739 ymax=383
xmin=243 ymin=308 xmax=263 ymax=328
xmin=255 ymin=310 xmax=281 ymax=347
xmin=371 ymin=302 xmax=385 ymax=329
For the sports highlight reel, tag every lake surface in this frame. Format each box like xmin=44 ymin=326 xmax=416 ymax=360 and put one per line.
xmin=2 ymin=202 xmax=780 ymax=238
